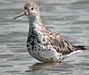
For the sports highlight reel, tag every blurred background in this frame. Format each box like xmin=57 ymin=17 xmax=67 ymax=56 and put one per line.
xmin=0 ymin=0 xmax=89 ymax=75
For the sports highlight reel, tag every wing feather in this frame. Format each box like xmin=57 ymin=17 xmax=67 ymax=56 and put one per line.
xmin=38 ymin=26 xmax=75 ymax=55
xmin=45 ymin=32 xmax=75 ymax=54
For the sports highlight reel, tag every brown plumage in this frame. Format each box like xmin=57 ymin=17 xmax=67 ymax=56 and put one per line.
xmin=38 ymin=29 xmax=86 ymax=55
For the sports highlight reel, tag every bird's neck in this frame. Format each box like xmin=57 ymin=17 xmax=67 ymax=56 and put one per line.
xmin=28 ymin=15 xmax=44 ymax=35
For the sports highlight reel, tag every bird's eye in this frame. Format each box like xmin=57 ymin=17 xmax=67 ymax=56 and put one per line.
xmin=24 ymin=6 xmax=27 ymax=9
xmin=31 ymin=8 xmax=33 ymax=10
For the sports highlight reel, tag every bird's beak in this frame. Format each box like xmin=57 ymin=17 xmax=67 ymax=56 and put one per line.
xmin=14 ymin=11 xmax=26 ymax=19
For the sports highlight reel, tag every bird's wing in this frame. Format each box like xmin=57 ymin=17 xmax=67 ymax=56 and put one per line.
xmin=44 ymin=32 xmax=75 ymax=55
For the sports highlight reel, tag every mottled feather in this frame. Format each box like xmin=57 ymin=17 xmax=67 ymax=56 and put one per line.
xmin=14 ymin=0 xmax=87 ymax=63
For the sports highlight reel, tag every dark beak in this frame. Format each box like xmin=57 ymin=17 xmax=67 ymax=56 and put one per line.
xmin=14 ymin=11 xmax=26 ymax=19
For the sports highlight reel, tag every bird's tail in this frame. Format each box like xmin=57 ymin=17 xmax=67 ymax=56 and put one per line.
xmin=65 ymin=45 xmax=87 ymax=57
xmin=73 ymin=45 xmax=87 ymax=50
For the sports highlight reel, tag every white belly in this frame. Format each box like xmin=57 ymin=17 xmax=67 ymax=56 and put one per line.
xmin=27 ymin=43 xmax=63 ymax=63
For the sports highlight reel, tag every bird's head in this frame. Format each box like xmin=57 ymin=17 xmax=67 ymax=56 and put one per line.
xmin=14 ymin=0 xmax=40 ymax=19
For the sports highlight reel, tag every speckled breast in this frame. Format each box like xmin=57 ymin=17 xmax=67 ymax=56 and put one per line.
xmin=26 ymin=35 xmax=60 ymax=62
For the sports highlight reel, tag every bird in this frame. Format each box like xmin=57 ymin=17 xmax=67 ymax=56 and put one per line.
xmin=14 ymin=0 xmax=86 ymax=63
